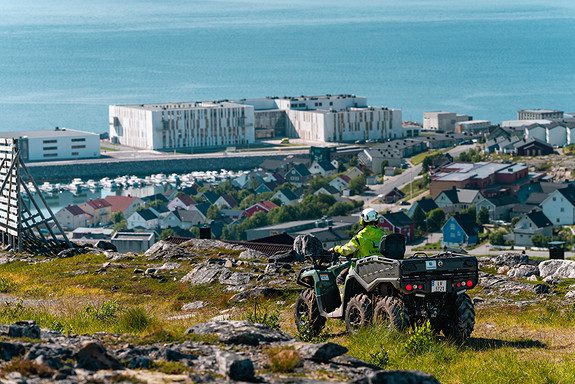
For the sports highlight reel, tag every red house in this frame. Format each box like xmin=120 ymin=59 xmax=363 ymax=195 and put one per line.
xmin=242 ymin=201 xmax=279 ymax=218
xmin=378 ymin=212 xmax=415 ymax=242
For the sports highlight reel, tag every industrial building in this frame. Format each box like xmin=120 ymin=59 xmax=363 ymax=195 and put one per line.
xmin=0 ymin=127 xmax=100 ymax=162
xmin=423 ymin=111 xmax=472 ymax=132
xmin=517 ymin=109 xmax=563 ymax=121
xmin=109 ymin=101 xmax=255 ymax=150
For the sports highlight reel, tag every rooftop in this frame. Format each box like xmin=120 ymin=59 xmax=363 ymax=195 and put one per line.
xmin=0 ymin=128 xmax=98 ymax=139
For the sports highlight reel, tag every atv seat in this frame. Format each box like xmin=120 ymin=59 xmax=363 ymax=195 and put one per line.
xmin=379 ymin=233 xmax=406 ymax=260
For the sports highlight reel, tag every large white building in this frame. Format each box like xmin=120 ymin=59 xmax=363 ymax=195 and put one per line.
xmin=236 ymin=94 xmax=407 ymax=143
xmin=0 ymin=128 xmax=100 ymax=162
xmin=423 ymin=111 xmax=472 ymax=132
xmin=109 ymin=101 xmax=255 ymax=150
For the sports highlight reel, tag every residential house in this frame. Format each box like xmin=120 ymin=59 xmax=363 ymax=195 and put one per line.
xmin=524 ymin=124 xmax=547 ymax=142
xmin=434 ymin=188 xmax=484 ymax=214
xmin=309 ymin=160 xmax=337 ymax=177
xmin=382 ymin=188 xmax=405 ymax=203
xmin=255 ymin=181 xmax=278 ymax=194
xmin=188 ymin=202 xmax=211 ymax=223
xmin=214 ymin=194 xmax=238 ymax=209
xmin=167 ymin=194 xmax=196 ymax=211
xmin=329 ymin=175 xmax=351 ymax=192
xmin=272 ymin=189 xmax=300 ymax=206
xmin=442 ymin=215 xmax=479 ymax=247
xmin=379 ymin=212 xmax=415 ymax=242
xmin=242 ymin=201 xmax=279 ymax=218
xmin=513 ymin=211 xmax=553 ymax=246
xmin=475 ymin=195 xmax=519 ymax=222
xmin=546 ymin=123 xmax=567 ymax=147
xmin=142 ymin=193 xmax=169 ymax=204
xmin=201 ymin=190 xmax=220 ymax=205
xmin=345 ymin=166 xmax=365 ymax=180
xmin=314 ymin=185 xmax=340 ymax=196
xmin=104 ymin=195 xmax=145 ymax=219
xmin=408 ymin=198 xmax=439 ymax=217
xmin=514 ymin=138 xmax=553 ymax=156
xmin=221 ymin=209 xmax=244 ymax=221
xmin=161 ymin=209 xmax=205 ymax=229
xmin=80 ymin=198 xmax=113 ymax=225
xmin=284 ymin=164 xmax=312 ymax=186
xmin=541 ymin=186 xmax=575 ymax=225
xmin=517 ymin=181 xmax=568 ymax=204
xmin=55 ymin=205 xmax=90 ymax=230
xmin=127 ymin=208 xmax=159 ymax=230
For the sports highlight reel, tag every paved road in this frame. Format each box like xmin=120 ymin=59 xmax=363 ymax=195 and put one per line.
xmin=353 ymin=144 xmax=477 ymax=210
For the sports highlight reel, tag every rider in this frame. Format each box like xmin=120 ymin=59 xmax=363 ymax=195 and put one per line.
xmin=330 ymin=208 xmax=383 ymax=285
xmin=331 ymin=208 xmax=383 ymax=258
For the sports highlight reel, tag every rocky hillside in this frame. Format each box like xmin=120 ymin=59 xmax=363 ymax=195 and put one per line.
xmin=2 ymin=240 xmax=575 ymax=383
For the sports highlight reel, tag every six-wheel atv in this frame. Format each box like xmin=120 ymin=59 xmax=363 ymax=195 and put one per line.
xmin=294 ymin=234 xmax=478 ymax=342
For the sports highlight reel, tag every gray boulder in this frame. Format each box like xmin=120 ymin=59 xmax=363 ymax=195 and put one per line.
xmin=228 ymin=287 xmax=282 ymax=302
xmin=181 ymin=265 xmax=229 ymax=285
xmin=215 ymin=351 xmax=254 ymax=381
xmin=182 ymin=301 xmax=207 ymax=310
xmin=185 ymin=320 xmax=294 ymax=345
xmin=0 ymin=342 xmax=25 ymax=361
xmin=507 ymin=265 xmax=539 ymax=278
xmin=239 ymin=249 xmax=268 ymax=260
xmin=73 ymin=341 xmax=123 ymax=371
xmin=539 ymin=260 xmax=575 ymax=279
xmin=493 ymin=253 xmax=529 ymax=267
xmin=295 ymin=342 xmax=348 ymax=362
xmin=351 ymin=370 xmax=441 ymax=384
xmin=8 ymin=320 xmax=41 ymax=339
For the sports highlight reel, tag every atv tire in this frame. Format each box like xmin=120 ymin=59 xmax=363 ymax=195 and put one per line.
xmin=345 ymin=294 xmax=373 ymax=334
xmin=443 ymin=292 xmax=475 ymax=342
xmin=294 ymin=289 xmax=326 ymax=338
xmin=373 ymin=296 xmax=409 ymax=330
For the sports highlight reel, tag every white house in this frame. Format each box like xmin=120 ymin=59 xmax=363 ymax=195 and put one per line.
xmin=167 ymin=195 xmax=196 ymax=211
xmin=541 ymin=186 xmax=575 ymax=225
xmin=329 ymin=175 xmax=352 ymax=192
xmin=127 ymin=209 xmax=159 ymax=229
xmin=0 ymin=127 xmax=100 ymax=162
xmin=513 ymin=211 xmax=553 ymax=246
xmin=160 ymin=210 xmax=204 ymax=229
xmin=308 ymin=160 xmax=337 ymax=177
xmin=272 ymin=189 xmax=300 ymax=206
xmin=434 ymin=189 xmax=484 ymax=214
xmin=568 ymin=126 xmax=575 ymax=145
xmin=475 ymin=196 xmax=518 ymax=222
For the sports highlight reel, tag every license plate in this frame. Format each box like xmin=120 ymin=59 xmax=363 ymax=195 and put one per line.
xmin=431 ymin=280 xmax=447 ymax=292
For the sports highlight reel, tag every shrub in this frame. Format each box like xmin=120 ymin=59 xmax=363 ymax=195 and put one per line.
xmin=83 ymin=299 xmax=123 ymax=323
xmin=404 ymin=321 xmax=435 ymax=354
xmin=1 ymin=360 xmax=54 ymax=378
xmin=266 ymin=346 xmax=301 ymax=373
xmin=368 ymin=346 xmax=389 ymax=368
xmin=0 ymin=276 xmax=16 ymax=293
xmin=245 ymin=300 xmax=281 ymax=330
xmin=117 ymin=306 xmax=153 ymax=334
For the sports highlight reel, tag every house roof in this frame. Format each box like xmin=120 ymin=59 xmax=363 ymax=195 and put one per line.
xmin=220 ymin=194 xmax=238 ymax=208
xmin=137 ymin=209 xmax=158 ymax=221
xmin=84 ymin=199 xmax=112 ymax=209
xmin=250 ymin=232 xmax=295 ymax=245
xmin=316 ymin=160 xmax=336 ymax=171
xmin=142 ymin=193 xmax=168 ymax=203
xmin=385 ymin=188 xmax=405 ymax=197
xmin=484 ymin=195 xmax=519 ymax=207
xmin=556 ymin=186 xmax=575 ymax=207
xmin=103 ymin=196 xmax=139 ymax=212
xmin=439 ymin=188 xmax=481 ymax=204
xmin=65 ymin=205 xmax=86 ymax=216
xmin=259 ymin=201 xmax=279 ymax=211
xmin=451 ymin=215 xmax=478 ymax=236
xmin=382 ymin=211 xmax=413 ymax=228
xmin=177 ymin=194 xmax=196 ymax=206
xmin=340 ymin=175 xmax=351 ymax=183
xmin=526 ymin=211 xmax=553 ymax=228
xmin=414 ymin=198 xmax=438 ymax=214
xmin=202 ymin=190 xmax=220 ymax=204
xmin=174 ymin=210 xmax=201 ymax=223
xmin=276 ymin=189 xmax=299 ymax=201
xmin=317 ymin=185 xmax=339 ymax=195
xmin=525 ymin=192 xmax=549 ymax=206
xmin=291 ymin=164 xmax=312 ymax=177
xmin=194 ymin=202 xmax=211 ymax=217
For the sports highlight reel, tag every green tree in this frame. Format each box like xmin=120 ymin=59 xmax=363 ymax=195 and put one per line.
xmin=349 ymin=174 xmax=367 ymax=195
xmin=112 ymin=220 xmax=127 ymax=233
xmin=459 ymin=205 xmax=476 ymax=222
xmin=159 ymin=228 xmax=176 ymax=241
xmin=489 ymin=230 xmax=506 ymax=246
xmin=206 ymin=205 xmax=221 ymax=220
xmin=189 ymin=226 xmax=200 ymax=238
xmin=477 ymin=206 xmax=490 ymax=225
xmin=411 ymin=206 xmax=427 ymax=232
xmin=349 ymin=156 xmax=359 ymax=167
xmin=427 ymin=209 xmax=446 ymax=232
xmin=112 ymin=211 xmax=124 ymax=224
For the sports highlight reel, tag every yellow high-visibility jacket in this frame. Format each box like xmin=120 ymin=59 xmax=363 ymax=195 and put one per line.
xmin=334 ymin=225 xmax=383 ymax=258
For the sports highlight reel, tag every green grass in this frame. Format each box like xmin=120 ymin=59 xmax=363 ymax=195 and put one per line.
xmin=101 ymin=146 xmax=120 ymax=152
xmin=410 ymin=149 xmax=445 ymax=165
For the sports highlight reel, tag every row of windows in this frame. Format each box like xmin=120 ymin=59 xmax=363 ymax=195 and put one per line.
xmin=43 ymin=139 xmax=57 ymax=144
xmin=71 ymin=138 xmax=86 ymax=142
xmin=72 ymin=145 xmax=86 ymax=149
xmin=43 ymin=146 xmax=57 ymax=150
xmin=43 ymin=153 xmax=57 ymax=158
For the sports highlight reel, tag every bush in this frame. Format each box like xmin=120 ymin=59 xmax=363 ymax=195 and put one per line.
xmin=245 ymin=300 xmax=281 ymax=330
xmin=117 ymin=306 xmax=153 ymax=334
xmin=369 ymin=346 xmax=389 ymax=368
xmin=404 ymin=321 xmax=435 ymax=354
xmin=0 ymin=276 xmax=16 ymax=293
xmin=83 ymin=299 xmax=123 ymax=323
xmin=266 ymin=347 xmax=301 ymax=373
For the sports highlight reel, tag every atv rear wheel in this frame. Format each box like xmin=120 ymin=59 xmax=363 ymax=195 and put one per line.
xmin=345 ymin=294 xmax=373 ymax=334
xmin=294 ymin=289 xmax=326 ymax=339
xmin=373 ymin=296 xmax=410 ymax=330
xmin=443 ymin=293 xmax=475 ymax=342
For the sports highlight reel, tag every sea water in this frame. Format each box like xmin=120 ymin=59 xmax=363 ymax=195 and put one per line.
xmin=1 ymin=0 xmax=574 ymax=133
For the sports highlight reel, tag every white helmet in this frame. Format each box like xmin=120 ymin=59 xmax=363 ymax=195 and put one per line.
xmin=361 ymin=208 xmax=378 ymax=225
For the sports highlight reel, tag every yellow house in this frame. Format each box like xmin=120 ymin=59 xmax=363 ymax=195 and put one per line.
xmin=80 ymin=198 xmax=113 ymax=225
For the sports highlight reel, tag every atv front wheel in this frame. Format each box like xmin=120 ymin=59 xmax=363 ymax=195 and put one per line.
xmin=294 ymin=289 xmax=326 ymax=338
xmin=443 ymin=293 xmax=475 ymax=342
xmin=373 ymin=296 xmax=409 ymax=330
xmin=345 ymin=294 xmax=373 ymax=334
